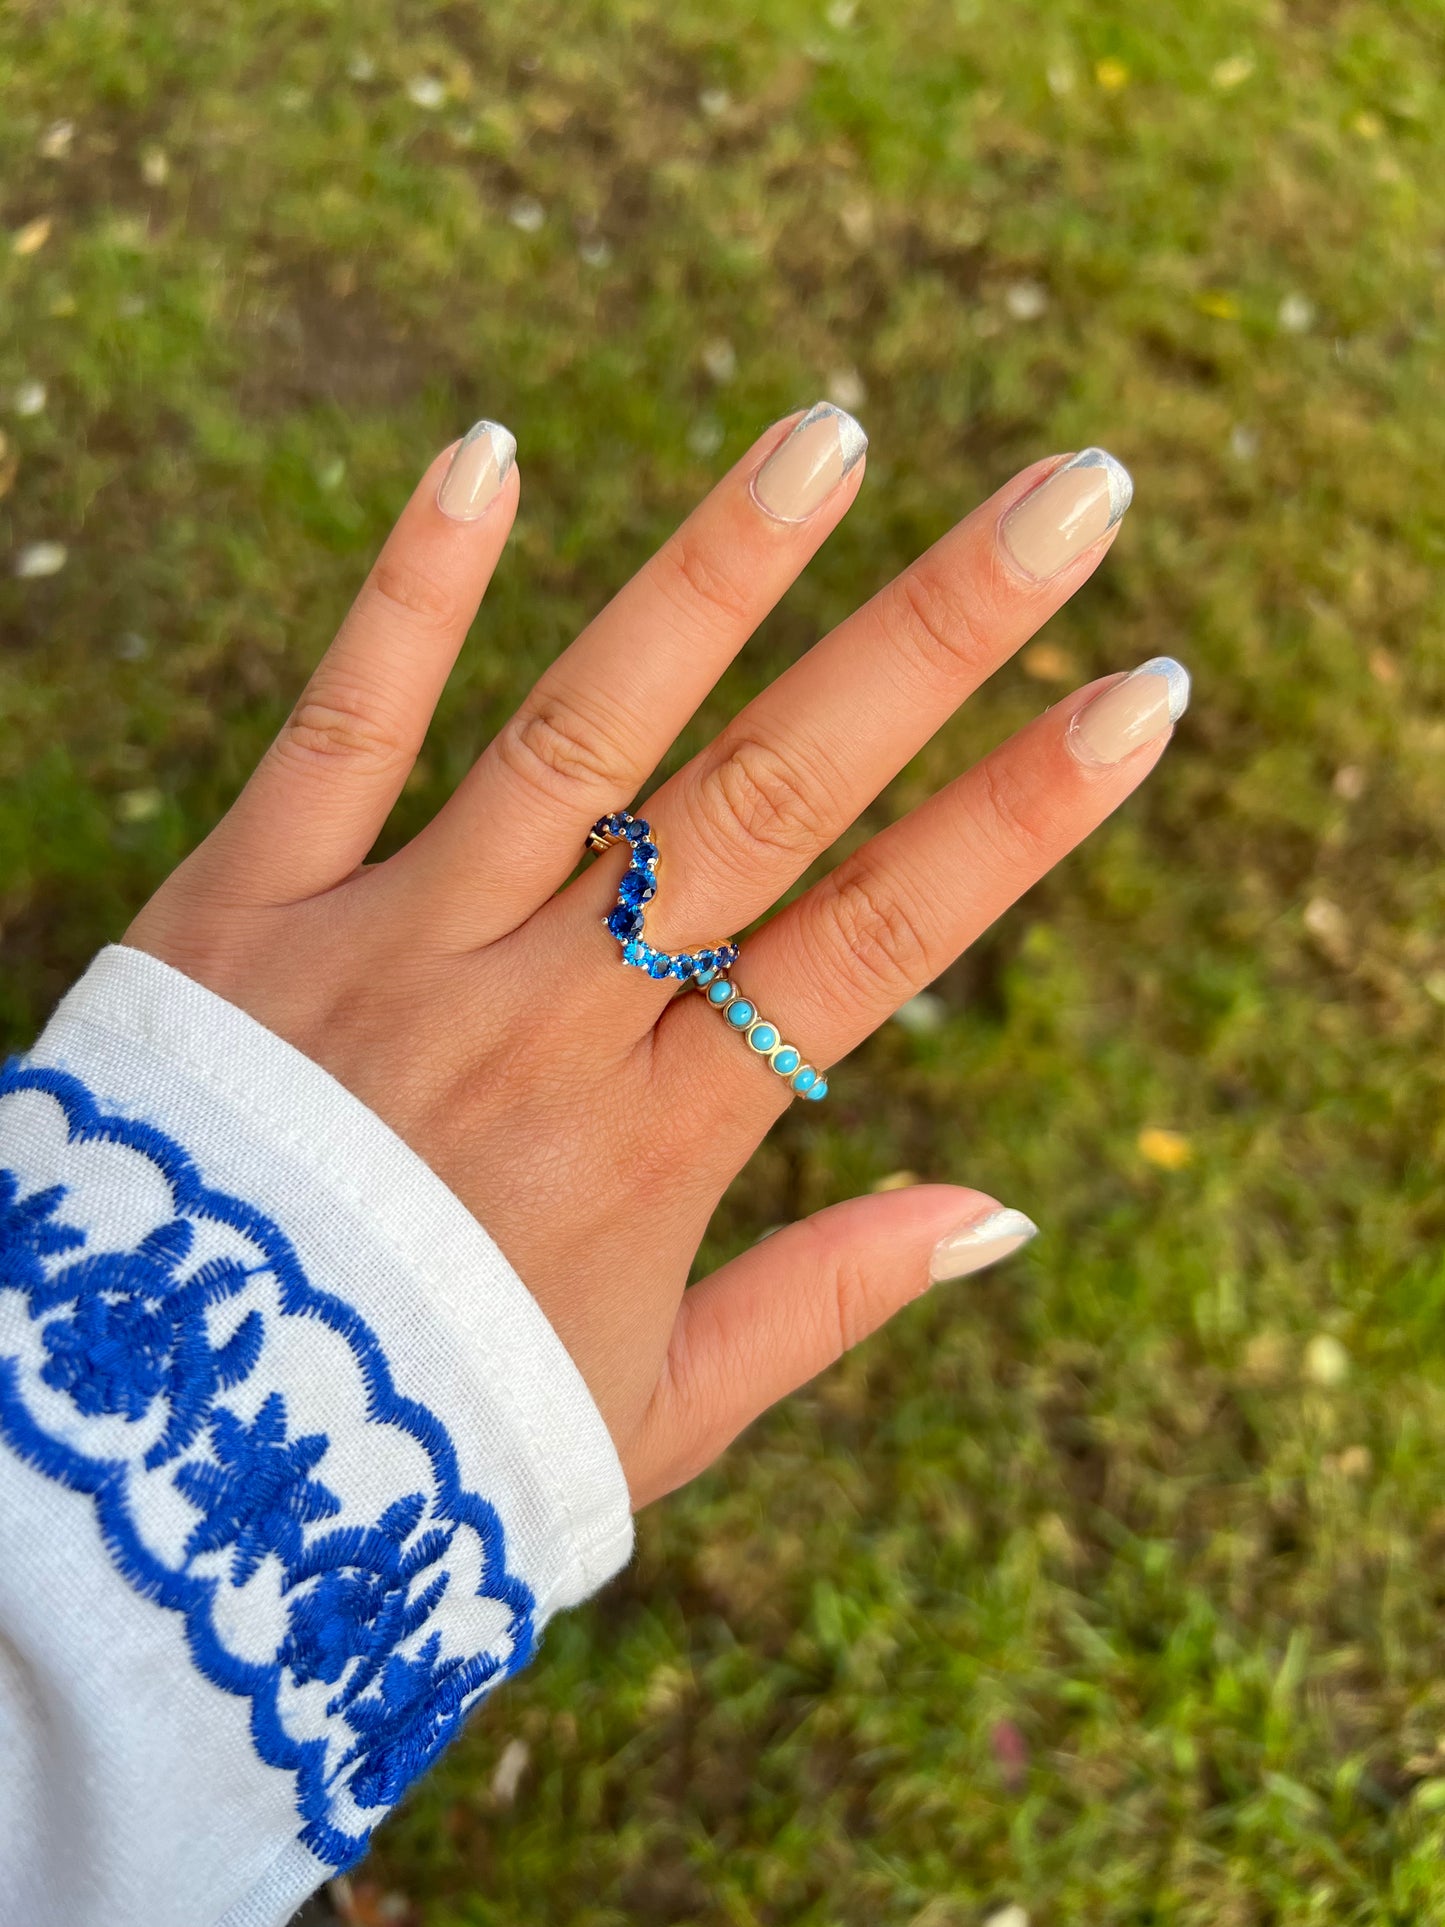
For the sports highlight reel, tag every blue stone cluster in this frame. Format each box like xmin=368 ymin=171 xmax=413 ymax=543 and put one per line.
xmin=589 ymin=808 xmax=827 ymax=1103
xmin=704 ymin=976 xmax=827 ymax=1101
xmin=589 ymin=811 xmax=739 ymax=984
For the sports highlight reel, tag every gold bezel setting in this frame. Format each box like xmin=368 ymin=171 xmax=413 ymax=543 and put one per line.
xmin=699 ymin=973 xmax=827 ymax=1102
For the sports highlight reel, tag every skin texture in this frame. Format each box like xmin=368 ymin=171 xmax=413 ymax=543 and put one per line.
xmin=126 ymin=411 xmax=1176 ymax=1509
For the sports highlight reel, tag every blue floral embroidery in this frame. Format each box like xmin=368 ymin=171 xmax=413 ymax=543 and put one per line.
xmin=27 ymin=1214 xmax=264 ymax=1466
xmin=280 ymin=1492 xmax=455 ymax=1706
xmin=175 ymin=1393 xmax=342 ymax=1584
xmin=339 ymin=1629 xmax=503 ymax=1809
xmin=0 ymin=1060 xmax=536 ymax=1869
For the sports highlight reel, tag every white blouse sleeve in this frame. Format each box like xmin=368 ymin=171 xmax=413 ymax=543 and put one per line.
xmin=0 ymin=944 xmax=633 ymax=1927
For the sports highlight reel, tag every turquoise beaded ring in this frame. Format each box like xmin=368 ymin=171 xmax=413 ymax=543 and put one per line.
xmin=700 ymin=974 xmax=828 ymax=1101
xmin=587 ymin=809 xmax=828 ymax=1102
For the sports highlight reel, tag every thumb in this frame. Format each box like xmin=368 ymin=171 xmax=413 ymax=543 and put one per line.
xmin=628 ymin=1185 xmax=1037 ymax=1507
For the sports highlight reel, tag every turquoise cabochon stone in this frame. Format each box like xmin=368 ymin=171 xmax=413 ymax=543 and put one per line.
xmin=747 ymin=1024 xmax=778 ymax=1052
xmin=726 ymin=1000 xmax=755 ymax=1027
xmin=773 ymin=1047 xmax=800 ymax=1075
xmin=792 ymin=1066 xmax=817 ymax=1093
xmin=707 ymin=979 xmax=734 ymax=1005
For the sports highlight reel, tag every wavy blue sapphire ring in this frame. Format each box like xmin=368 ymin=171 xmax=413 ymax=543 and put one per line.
xmin=586 ymin=810 xmax=740 ymax=984
xmin=587 ymin=810 xmax=828 ymax=1102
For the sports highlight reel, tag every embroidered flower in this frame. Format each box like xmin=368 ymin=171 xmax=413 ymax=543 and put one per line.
xmin=280 ymin=1492 xmax=454 ymax=1703
xmin=29 ymin=1217 xmax=263 ymax=1465
xmin=175 ymin=1392 xmax=342 ymax=1584
xmin=340 ymin=1631 xmax=501 ymax=1810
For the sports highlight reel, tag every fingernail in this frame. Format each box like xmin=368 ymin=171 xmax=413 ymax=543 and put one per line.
xmin=749 ymin=401 xmax=868 ymax=524
xmin=1067 ymin=656 xmax=1191 ymax=767
xmin=929 ymin=1207 xmax=1038 ymax=1284
xmin=998 ymin=447 xmax=1133 ymax=581
xmin=437 ymin=419 xmax=517 ymax=522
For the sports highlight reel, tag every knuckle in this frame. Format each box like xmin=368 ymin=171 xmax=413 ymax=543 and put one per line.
xmin=658 ymin=528 xmax=756 ymax=632
xmin=887 ymin=561 xmax=993 ymax=683
xmin=828 ymin=1244 xmax=878 ymax=1356
xmin=276 ymin=693 xmax=413 ymax=776
xmin=782 ymin=1214 xmax=874 ymax=1361
xmin=695 ymin=734 xmax=833 ymax=864
xmin=368 ymin=552 xmax=464 ymax=635
xmin=970 ymin=755 xmax=1059 ymax=872
xmin=814 ymin=869 xmax=932 ymax=998
xmin=492 ymin=691 xmax=636 ymax=805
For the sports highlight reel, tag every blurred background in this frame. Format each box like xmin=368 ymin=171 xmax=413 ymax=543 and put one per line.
xmin=4 ymin=2 xmax=1445 ymax=1920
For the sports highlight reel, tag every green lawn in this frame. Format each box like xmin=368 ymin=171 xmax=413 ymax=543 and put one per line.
xmin=5 ymin=2 xmax=1445 ymax=1920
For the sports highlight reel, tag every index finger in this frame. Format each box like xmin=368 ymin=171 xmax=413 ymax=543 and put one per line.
xmin=202 ymin=424 xmax=520 ymax=904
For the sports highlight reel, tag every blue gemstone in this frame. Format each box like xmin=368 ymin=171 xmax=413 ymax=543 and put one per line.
xmin=606 ymin=813 xmax=629 ymax=836
xmin=647 ymin=953 xmax=672 ymax=979
xmin=748 ymin=1023 xmax=778 ymax=1052
xmin=707 ymin=979 xmax=735 ymax=1006
xmin=694 ymin=949 xmax=715 ymax=971
xmin=633 ymin=840 xmax=659 ymax=867
xmin=606 ymin=904 xmax=643 ymax=941
xmin=623 ymin=818 xmax=650 ymax=843
xmin=670 ymin=955 xmax=695 ymax=979
xmin=622 ymin=940 xmax=648 ymax=966
xmin=792 ymin=1066 xmax=817 ymax=1093
xmin=773 ymin=1046 xmax=800 ymax=1076
xmin=726 ymin=999 xmax=755 ymax=1028
xmin=694 ymin=965 xmax=717 ymax=986
xmin=806 ymin=1080 xmax=828 ymax=1101
xmin=618 ymin=869 xmax=655 ymax=908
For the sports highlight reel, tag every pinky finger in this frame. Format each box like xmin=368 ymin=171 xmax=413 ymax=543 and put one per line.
xmin=626 ymin=1186 xmax=1037 ymax=1506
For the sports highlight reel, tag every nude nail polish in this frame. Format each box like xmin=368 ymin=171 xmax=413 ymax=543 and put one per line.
xmin=999 ymin=447 xmax=1133 ymax=581
xmin=929 ymin=1207 xmax=1039 ymax=1284
xmin=1067 ymin=656 xmax=1191 ymax=766
xmin=437 ymin=419 xmax=517 ymax=522
xmin=750 ymin=401 xmax=868 ymax=524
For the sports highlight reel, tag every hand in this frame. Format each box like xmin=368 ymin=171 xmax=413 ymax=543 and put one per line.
xmin=126 ymin=406 xmax=1186 ymax=1507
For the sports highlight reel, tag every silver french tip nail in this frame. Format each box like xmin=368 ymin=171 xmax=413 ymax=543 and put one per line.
xmin=437 ymin=419 xmax=517 ymax=522
xmin=461 ymin=418 xmax=517 ymax=479
xmin=748 ymin=400 xmax=869 ymax=524
xmin=788 ymin=399 xmax=869 ymax=474
xmin=928 ymin=1207 xmax=1039 ymax=1285
xmin=1129 ymin=655 xmax=1191 ymax=720
xmin=1066 ymin=654 xmax=1191 ymax=767
xmin=1062 ymin=445 xmax=1133 ymax=525
xmin=960 ymin=1206 xmax=1039 ymax=1246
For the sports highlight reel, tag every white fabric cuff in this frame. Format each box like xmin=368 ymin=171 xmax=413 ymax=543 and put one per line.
xmin=0 ymin=944 xmax=633 ymax=1927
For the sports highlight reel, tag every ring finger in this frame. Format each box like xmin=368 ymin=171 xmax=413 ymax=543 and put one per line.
xmin=654 ymin=658 xmax=1190 ymax=1118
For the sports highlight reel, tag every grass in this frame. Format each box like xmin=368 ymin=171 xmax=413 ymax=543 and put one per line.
xmin=5 ymin=0 xmax=1445 ymax=1919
